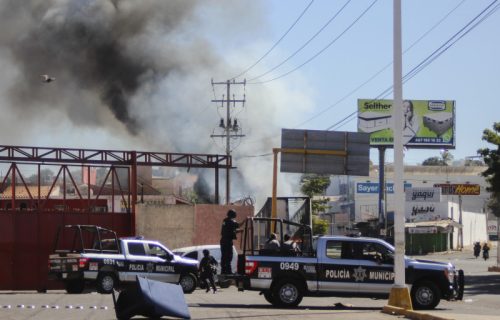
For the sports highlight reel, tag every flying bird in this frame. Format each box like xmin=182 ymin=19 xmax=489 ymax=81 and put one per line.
xmin=40 ymin=74 xmax=55 ymax=83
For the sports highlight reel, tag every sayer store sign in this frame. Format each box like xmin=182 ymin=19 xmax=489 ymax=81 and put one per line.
xmin=357 ymin=182 xmax=412 ymax=194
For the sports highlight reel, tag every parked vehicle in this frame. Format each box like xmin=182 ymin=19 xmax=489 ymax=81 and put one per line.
xmin=48 ymin=225 xmax=199 ymax=294
xmin=230 ymin=218 xmax=464 ymax=310
xmin=173 ymin=244 xmax=237 ymax=288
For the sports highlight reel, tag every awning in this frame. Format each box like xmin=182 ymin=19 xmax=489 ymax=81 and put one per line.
xmin=405 ymin=219 xmax=462 ymax=229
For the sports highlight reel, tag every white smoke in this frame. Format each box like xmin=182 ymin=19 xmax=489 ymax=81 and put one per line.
xmin=0 ymin=0 xmax=316 ymax=207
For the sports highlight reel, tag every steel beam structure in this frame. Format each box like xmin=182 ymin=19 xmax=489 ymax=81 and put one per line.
xmin=0 ymin=145 xmax=232 ymax=168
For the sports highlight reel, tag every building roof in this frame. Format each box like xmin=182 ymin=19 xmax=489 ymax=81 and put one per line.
xmin=89 ymin=183 xmax=161 ymax=196
xmin=0 ymin=185 xmax=60 ymax=199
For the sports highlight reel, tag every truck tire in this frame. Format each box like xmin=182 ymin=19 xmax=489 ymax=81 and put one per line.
xmin=272 ymin=279 xmax=304 ymax=308
xmin=219 ymin=280 xmax=231 ymax=289
xmin=179 ymin=273 xmax=197 ymax=294
xmin=65 ymin=280 xmax=85 ymax=294
xmin=96 ymin=272 xmax=117 ymax=294
xmin=411 ymin=280 xmax=441 ymax=310
xmin=263 ymin=290 xmax=274 ymax=304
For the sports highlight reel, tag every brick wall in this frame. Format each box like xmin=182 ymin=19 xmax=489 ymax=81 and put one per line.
xmin=193 ymin=204 xmax=254 ymax=250
xmin=135 ymin=203 xmax=195 ymax=250
xmin=135 ymin=203 xmax=254 ymax=251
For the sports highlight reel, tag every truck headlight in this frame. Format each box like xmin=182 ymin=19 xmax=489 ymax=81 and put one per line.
xmin=444 ymin=268 xmax=455 ymax=283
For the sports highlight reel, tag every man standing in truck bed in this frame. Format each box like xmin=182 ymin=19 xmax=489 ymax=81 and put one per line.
xmin=220 ymin=209 xmax=240 ymax=274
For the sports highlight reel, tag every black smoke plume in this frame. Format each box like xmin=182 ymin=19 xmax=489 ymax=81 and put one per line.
xmin=0 ymin=0 xmax=199 ymax=134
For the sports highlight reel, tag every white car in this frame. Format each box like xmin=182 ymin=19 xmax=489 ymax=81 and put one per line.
xmin=172 ymin=244 xmax=238 ymax=287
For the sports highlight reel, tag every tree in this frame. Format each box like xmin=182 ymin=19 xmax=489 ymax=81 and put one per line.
xmin=300 ymin=174 xmax=331 ymax=235
xmin=300 ymin=174 xmax=331 ymax=214
xmin=441 ymin=150 xmax=454 ymax=165
xmin=422 ymin=157 xmax=446 ymax=166
xmin=465 ymin=159 xmax=484 ymax=167
xmin=27 ymin=168 xmax=55 ymax=184
xmin=422 ymin=150 xmax=453 ymax=166
xmin=478 ymin=122 xmax=500 ymax=218
xmin=312 ymin=216 xmax=328 ymax=235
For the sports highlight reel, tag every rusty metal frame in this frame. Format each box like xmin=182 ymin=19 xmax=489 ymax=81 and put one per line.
xmin=0 ymin=145 xmax=232 ymax=231
xmin=0 ymin=145 xmax=232 ymax=168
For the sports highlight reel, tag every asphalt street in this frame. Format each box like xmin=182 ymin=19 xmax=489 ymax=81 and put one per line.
xmin=0 ymin=246 xmax=498 ymax=320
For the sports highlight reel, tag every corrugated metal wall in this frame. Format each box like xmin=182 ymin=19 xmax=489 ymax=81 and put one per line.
xmin=406 ymin=232 xmax=448 ymax=255
xmin=0 ymin=211 xmax=131 ymax=291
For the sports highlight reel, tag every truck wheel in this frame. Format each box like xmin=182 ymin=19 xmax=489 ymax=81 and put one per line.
xmin=179 ymin=273 xmax=197 ymax=294
xmin=96 ymin=272 xmax=117 ymax=294
xmin=65 ymin=280 xmax=85 ymax=294
xmin=411 ymin=280 xmax=441 ymax=310
xmin=263 ymin=290 xmax=274 ymax=304
xmin=219 ymin=279 xmax=231 ymax=289
xmin=272 ymin=279 xmax=303 ymax=308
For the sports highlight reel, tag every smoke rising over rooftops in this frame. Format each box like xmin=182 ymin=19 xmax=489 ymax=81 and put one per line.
xmin=2 ymin=0 xmax=204 ymax=135
xmin=0 ymin=0 xmax=314 ymax=205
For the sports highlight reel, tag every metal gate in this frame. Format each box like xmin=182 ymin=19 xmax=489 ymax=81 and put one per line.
xmin=0 ymin=145 xmax=230 ymax=291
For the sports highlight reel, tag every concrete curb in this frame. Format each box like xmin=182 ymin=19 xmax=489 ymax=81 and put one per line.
xmin=382 ymin=305 xmax=454 ymax=320
xmin=488 ymin=266 xmax=500 ymax=272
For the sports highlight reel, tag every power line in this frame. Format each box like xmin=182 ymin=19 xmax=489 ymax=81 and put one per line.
xmin=239 ymin=152 xmax=274 ymax=158
xmin=247 ymin=0 xmax=352 ymax=83
xmin=294 ymin=0 xmax=466 ymax=129
xmin=249 ymin=0 xmax=378 ymax=85
xmin=239 ymin=1 xmax=496 ymax=157
xmin=242 ymin=1 xmax=468 ymax=151
xmin=230 ymin=0 xmax=315 ymax=80
xmin=374 ymin=0 xmax=499 ymax=101
xmin=210 ymin=79 xmax=246 ymax=204
xmin=326 ymin=0 xmax=499 ymax=131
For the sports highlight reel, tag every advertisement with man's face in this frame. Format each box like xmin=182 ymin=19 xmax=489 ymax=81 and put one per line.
xmin=357 ymin=99 xmax=455 ymax=148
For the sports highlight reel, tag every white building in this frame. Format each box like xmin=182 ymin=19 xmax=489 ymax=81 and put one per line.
xmin=326 ymin=165 xmax=490 ymax=251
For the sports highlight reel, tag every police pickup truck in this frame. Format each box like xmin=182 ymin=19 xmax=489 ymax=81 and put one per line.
xmin=233 ymin=218 xmax=464 ymax=310
xmin=48 ymin=225 xmax=199 ymax=294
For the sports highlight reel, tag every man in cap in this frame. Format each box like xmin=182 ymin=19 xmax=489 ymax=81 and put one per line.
xmin=220 ymin=209 xmax=241 ymax=274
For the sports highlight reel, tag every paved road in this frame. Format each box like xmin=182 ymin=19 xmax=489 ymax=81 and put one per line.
xmin=0 ymin=246 xmax=498 ymax=320
xmin=413 ymin=245 xmax=500 ymax=320
xmin=0 ymin=288 xmax=400 ymax=320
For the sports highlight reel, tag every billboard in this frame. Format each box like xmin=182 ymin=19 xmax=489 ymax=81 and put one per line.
xmin=433 ymin=183 xmax=480 ymax=195
xmin=280 ymin=129 xmax=370 ymax=176
xmin=406 ymin=202 xmax=446 ymax=222
xmin=357 ymin=99 xmax=455 ymax=148
xmin=405 ymin=187 xmax=441 ymax=202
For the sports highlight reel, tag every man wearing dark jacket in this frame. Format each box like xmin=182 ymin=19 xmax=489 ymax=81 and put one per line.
xmin=220 ymin=209 xmax=240 ymax=274
xmin=199 ymin=249 xmax=218 ymax=293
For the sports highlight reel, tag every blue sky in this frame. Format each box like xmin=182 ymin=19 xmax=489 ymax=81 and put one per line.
xmin=225 ymin=0 xmax=500 ymax=165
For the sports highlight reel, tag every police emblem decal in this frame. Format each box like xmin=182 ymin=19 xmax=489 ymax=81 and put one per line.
xmin=353 ymin=266 xmax=367 ymax=282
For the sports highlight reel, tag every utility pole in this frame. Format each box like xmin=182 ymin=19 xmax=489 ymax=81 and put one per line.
xmin=211 ymin=79 xmax=246 ymax=204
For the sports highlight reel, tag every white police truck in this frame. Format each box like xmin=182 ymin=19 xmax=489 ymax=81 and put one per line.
xmin=48 ymin=225 xmax=199 ymax=294
xmin=232 ymin=218 xmax=464 ymax=310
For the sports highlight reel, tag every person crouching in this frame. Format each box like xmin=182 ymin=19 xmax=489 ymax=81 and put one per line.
xmin=199 ymin=249 xmax=218 ymax=293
